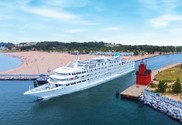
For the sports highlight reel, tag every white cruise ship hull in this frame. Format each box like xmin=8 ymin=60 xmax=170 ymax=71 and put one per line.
xmin=24 ymin=68 xmax=135 ymax=99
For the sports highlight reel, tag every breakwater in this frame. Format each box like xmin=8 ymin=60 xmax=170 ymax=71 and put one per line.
xmin=140 ymin=89 xmax=182 ymax=123
xmin=0 ymin=74 xmax=49 ymax=80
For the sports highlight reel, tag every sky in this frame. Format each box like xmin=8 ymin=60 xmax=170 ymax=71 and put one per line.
xmin=1 ymin=0 xmax=182 ymax=46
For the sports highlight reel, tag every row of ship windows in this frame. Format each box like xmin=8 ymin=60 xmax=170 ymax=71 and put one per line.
xmin=88 ymin=60 xmax=121 ymax=68
xmin=89 ymin=66 xmax=133 ymax=76
xmin=84 ymin=68 xmax=131 ymax=82
xmin=72 ymin=71 xmax=86 ymax=75
xmin=89 ymin=63 xmax=130 ymax=72
xmin=75 ymin=66 xmax=133 ymax=83
xmin=55 ymin=66 xmax=133 ymax=87
xmin=66 ymin=79 xmax=87 ymax=86
xmin=90 ymin=62 xmax=130 ymax=70
xmin=86 ymin=66 xmax=132 ymax=75
xmin=56 ymin=71 xmax=86 ymax=75
xmin=88 ymin=64 xmax=129 ymax=72
xmin=96 ymin=61 xmax=119 ymax=66
xmin=58 ymin=62 xmax=131 ymax=76
xmin=76 ymin=65 xmax=133 ymax=78
xmin=57 ymin=71 xmax=87 ymax=76
xmin=76 ymin=62 xmax=132 ymax=75
xmin=91 ymin=68 xmax=130 ymax=78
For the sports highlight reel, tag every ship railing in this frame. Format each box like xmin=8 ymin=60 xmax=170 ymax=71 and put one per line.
xmin=29 ymin=83 xmax=56 ymax=92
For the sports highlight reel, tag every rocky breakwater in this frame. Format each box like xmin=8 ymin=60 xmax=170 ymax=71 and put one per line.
xmin=140 ymin=89 xmax=182 ymax=123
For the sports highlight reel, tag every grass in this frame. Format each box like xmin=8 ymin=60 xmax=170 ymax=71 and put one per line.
xmin=0 ymin=50 xmax=19 ymax=53
xmin=155 ymin=64 xmax=182 ymax=81
xmin=149 ymin=64 xmax=182 ymax=101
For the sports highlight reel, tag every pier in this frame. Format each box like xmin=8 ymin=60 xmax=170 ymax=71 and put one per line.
xmin=120 ymin=84 xmax=147 ymax=98
xmin=121 ymin=60 xmax=151 ymax=99
xmin=120 ymin=63 xmax=181 ymax=99
xmin=0 ymin=74 xmax=48 ymax=80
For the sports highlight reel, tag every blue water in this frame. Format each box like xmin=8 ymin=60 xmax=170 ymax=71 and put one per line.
xmin=0 ymin=53 xmax=21 ymax=72
xmin=0 ymin=53 xmax=182 ymax=125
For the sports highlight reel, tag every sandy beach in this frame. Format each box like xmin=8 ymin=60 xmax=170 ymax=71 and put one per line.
xmin=123 ymin=53 xmax=159 ymax=61
xmin=0 ymin=51 xmax=98 ymax=74
xmin=0 ymin=51 xmax=158 ymax=74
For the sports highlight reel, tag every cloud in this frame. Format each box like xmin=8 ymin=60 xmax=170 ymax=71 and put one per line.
xmin=23 ymin=7 xmax=77 ymax=20
xmin=43 ymin=0 xmax=89 ymax=8
xmin=149 ymin=15 xmax=182 ymax=28
xmin=65 ymin=29 xmax=86 ymax=33
xmin=138 ymin=0 xmax=181 ymax=13
xmin=0 ymin=15 xmax=12 ymax=20
xmin=20 ymin=6 xmax=96 ymax=26
xmin=99 ymin=27 xmax=120 ymax=32
xmin=138 ymin=0 xmax=160 ymax=11
xmin=0 ymin=0 xmax=96 ymax=26
xmin=22 ymin=23 xmax=54 ymax=30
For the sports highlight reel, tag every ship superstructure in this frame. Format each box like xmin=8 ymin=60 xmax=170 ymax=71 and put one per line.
xmin=24 ymin=54 xmax=135 ymax=99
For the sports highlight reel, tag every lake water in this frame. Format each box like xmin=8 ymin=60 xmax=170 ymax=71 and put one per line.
xmin=0 ymin=53 xmax=182 ymax=125
xmin=0 ymin=53 xmax=21 ymax=72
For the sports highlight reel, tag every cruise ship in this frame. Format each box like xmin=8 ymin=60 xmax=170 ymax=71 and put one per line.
xmin=24 ymin=54 xmax=135 ymax=99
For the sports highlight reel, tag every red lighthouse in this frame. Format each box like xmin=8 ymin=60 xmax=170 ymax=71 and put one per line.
xmin=136 ymin=60 xmax=152 ymax=85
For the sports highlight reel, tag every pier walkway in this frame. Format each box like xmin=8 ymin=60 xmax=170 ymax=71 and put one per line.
xmin=0 ymin=74 xmax=49 ymax=80
xmin=120 ymin=84 xmax=147 ymax=98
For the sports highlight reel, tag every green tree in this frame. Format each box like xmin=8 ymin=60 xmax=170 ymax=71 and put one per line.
xmin=157 ymin=80 xmax=167 ymax=92
xmin=172 ymin=78 xmax=182 ymax=93
xmin=133 ymin=50 xmax=139 ymax=56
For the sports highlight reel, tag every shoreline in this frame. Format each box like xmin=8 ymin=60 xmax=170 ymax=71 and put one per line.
xmin=0 ymin=51 xmax=159 ymax=75
xmin=123 ymin=53 xmax=159 ymax=62
xmin=134 ymin=54 xmax=159 ymax=62
xmin=152 ymin=63 xmax=181 ymax=80
xmin=150 ymin=63 xmax=182 ymax=102
xmin=0 ymin=53 xmax=23 ymax=72
xmin=0 ymin=51 xmax=98 ymax=74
